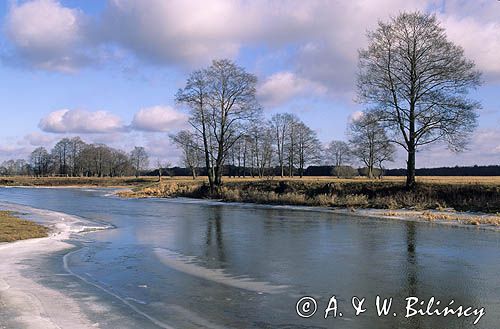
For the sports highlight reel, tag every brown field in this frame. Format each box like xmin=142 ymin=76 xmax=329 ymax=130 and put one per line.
xmin=0 ymin=176 xmax=158 ymax=187
xmin=0 ymin=210 xmax=49 ymax=242
xmin=1 ymin=175 xmax=500 ymax=187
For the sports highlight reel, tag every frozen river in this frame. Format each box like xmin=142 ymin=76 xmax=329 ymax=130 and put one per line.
xmin=0 ymin=187 xmax=499 ymax=328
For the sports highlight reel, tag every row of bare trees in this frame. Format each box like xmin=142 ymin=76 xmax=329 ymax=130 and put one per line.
xmin=0 ymin=137 xmax=149 ymax=177
xmin=171 ymin=105 xmax=396 ymax=181
xmin=170 ymin=12 xmax=482 ymax=190
xmin=170 ymin=109 xmax=324 ymax=182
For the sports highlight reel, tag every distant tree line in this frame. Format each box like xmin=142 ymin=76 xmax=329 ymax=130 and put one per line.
xmin=385 ymin=165 xmax=500 ymax=177
xmin=0 ymin=137 xmax=149 ymax=177
xmin=144 ymin=165 xmax=500 ymax=178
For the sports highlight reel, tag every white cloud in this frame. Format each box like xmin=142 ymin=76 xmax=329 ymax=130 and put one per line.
xmin=441 ymin=15 xmax=500 ymax=82
xmin=39 ymin=109 xmax=125 ymax=133
xmin=143 ymin=134 xmax=182 ymax=164
xmin=0 ymin=144 xmax=30 ymax=161
xmin=4 ymin=0 xmax=91 ymax=72
xmin=22 ymin=132 xmax=56 ymax=146
xmin=4 ymin=0 xmax=500 ymax=88
xmin=258 ymin=71 xmax=326 ymax=108
xmin=131 ymin=106 xmax=188 ymax=132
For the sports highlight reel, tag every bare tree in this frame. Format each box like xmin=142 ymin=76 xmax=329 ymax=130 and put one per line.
xmin=51 ymin=138 xmax=72 ymax=176
xmin=30 ymin=147 xmax=50 ymax=177
xmin=325 ymin=140 xmax=351 ymax=177
xmin=270 ymin=113 xmax=296 ymax=177
xmin=1 ymin=159 xmax=29 ymax=176
xmin=247 ymin=124 xmax=274 ymax=178
xmin=69 ymin=137 xmax=86 ymax=176
xmin=129 ymin=146 xmax=149 ymax=178
xmin=295 ymin=121 xmax=321 ymax=178
xmin=170 ymin=130 xmax=203 ymax=179
xmin=285 ymin=115 xmax=300 ymax=177
xmin=108 ymin=149 xmax=132 ymax=177
xmin=177 ymin=59 xmax=261 ymax=191
xmin=357 ymin=11 xmax=481 ymax=188
xmin=176 ymin=69 xmax=215 ymax=185
xmin=349 ymin=112 xmax=395 ymax=179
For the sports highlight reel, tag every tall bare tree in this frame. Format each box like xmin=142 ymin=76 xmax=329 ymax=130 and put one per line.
xmin=176 ymin=69 xmax=215 ymax=186
xmin=69 ymin=137 xmax=86 ymax=176
xmin=270 ymin=113 xmax=296 ymax=177
xmin=349 ymin=112 xmax=395 ymax=179
xmin=51 ymin=138 xmax=72 ymax=176
xmin=357 ymin=12 xmax=481 ymax=188
xmin=295 ymin=121 xmax=321 ymax=178
xmin=177 ymin=59 xmax=261 ymax=191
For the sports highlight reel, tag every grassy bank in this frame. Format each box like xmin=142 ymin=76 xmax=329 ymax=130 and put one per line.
xmin=118 ymin=178 xmax=500 ymax=214
xmin=0 ymin=210 xmax=48 ymax=242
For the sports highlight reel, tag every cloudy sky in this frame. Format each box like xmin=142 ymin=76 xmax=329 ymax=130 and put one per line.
xmin=0 ymin=0 xmax=499 ymax=168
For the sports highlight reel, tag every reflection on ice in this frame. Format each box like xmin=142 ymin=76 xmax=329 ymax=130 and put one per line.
xmin=154 ymin=247 xmax=289 ymax=294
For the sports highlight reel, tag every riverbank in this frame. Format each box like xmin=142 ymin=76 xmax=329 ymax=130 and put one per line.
xmin=0 ymin=210 xmax=48 ymax=242
xmin=118 ymin=179 xmax=500 ymax=229
xmin=0 ymin=202 xmax=113 ymax=328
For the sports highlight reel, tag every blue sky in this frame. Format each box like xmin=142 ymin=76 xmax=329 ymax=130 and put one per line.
xmin=0 ymin=0 xmax=499 ymax=168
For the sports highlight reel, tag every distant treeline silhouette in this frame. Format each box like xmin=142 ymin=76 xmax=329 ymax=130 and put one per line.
xmin=384 ymin=165 xmax=500 ymax=176
xmin=146 ymin=165 xmax=500 ymax=177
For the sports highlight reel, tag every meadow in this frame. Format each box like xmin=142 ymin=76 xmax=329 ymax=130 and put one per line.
xmin=0 ymin=210 xmax=48 ymax=242
xmin=115 ymin=176 xmax=500 ymax=214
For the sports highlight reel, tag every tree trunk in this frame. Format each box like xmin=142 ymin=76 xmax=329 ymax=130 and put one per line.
xmin=367 ymin=165 xmax=373 ymax=179
xmin=406 ymin=148 xmax=416 ymax=189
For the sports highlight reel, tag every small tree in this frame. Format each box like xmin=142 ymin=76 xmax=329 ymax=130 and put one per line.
xmin=357 ymin=12 xmax=481 ymax=188
xmin=326 ymin=140 xmax=352 ymax=177
xmin=170 ymin=130 xmax=203 ymax=179
xmin=129 ymin=146 xmax=149 ymax=178
xmin=349 ymin=112 xmax=395 ymax=178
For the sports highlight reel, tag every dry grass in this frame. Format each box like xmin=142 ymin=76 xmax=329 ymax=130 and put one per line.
xmin=381 ymin=210 xmax=500 ymax=226
xmin=119 ymin=178 xmax=500 ymax=214
xmin=0 ymin=210 xmax=49 ymax=242
xmin=0 ymin=176 xmax=159 ymax=187
xmin=2 ymin=175 xmax=500 ymax=187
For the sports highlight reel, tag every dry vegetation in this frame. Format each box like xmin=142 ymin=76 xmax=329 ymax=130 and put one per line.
xmin=381 ymin=210 xmax=500 ymax=226
xmin=0 ymin=210 xmax=49 ymax=242
xmin=0 ymin=176 xmax=158 ymax=187
xmin=2 ymin=175 xmax=499 ymax=227
xmin=117 ymin=176 xmax=500 ymax=214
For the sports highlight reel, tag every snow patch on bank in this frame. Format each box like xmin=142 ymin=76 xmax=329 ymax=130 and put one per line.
xmin=0 ymin=203 xmax=110 ymax=328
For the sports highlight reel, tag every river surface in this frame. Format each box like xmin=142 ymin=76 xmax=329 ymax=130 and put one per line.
xmin=0 ymin=187 xmax=499 ymax=329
